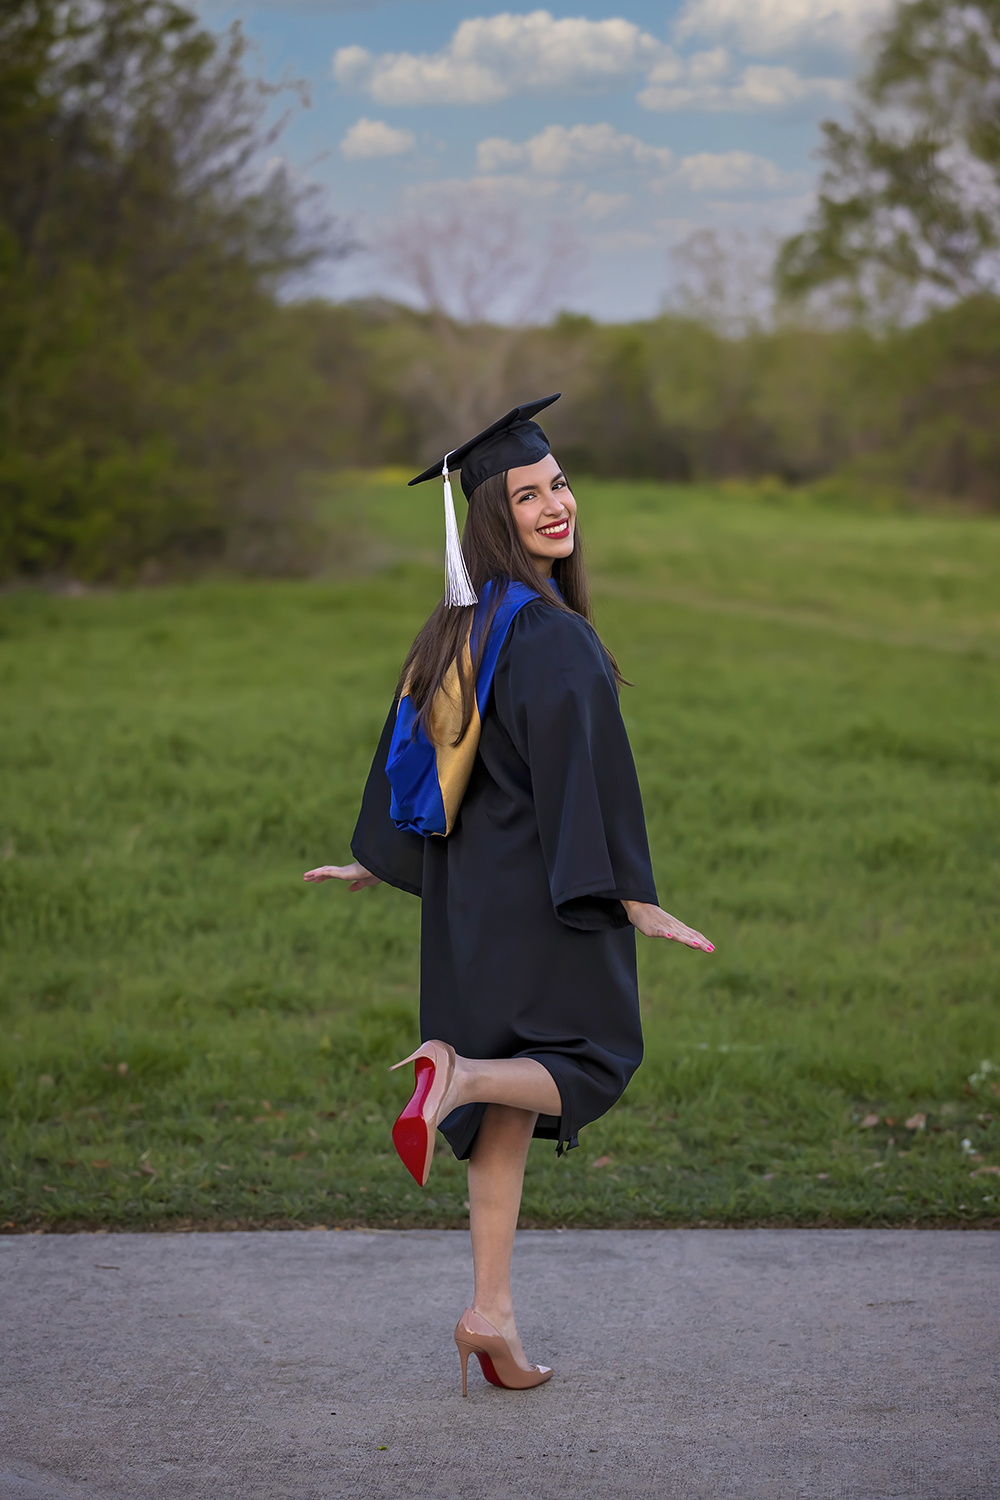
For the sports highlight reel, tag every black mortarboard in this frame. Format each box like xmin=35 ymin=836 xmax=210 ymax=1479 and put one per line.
xmin=408 ymin=394 xmax=560 ymax=500
xmin=408 ymin=394 xmax=561 ymax=608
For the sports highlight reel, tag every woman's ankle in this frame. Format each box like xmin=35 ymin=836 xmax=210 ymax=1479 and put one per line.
xmin=472 ymin=1298 xmax=515 ymax=1325
xmin=442 ymin=1054 xmax=478 ymax=1116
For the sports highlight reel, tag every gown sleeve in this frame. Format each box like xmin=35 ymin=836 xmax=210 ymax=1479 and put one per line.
xmin=350 ymin=700 xmax=425 ymax=897
xmin=492 ymin=603 xmax=658 ymax=932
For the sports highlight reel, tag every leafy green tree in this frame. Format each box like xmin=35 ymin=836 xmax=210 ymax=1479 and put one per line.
xmin=777 ymin=0 xmax=1000 ymax=312
xmin=0 ymin=0 xmax=344 ymax=579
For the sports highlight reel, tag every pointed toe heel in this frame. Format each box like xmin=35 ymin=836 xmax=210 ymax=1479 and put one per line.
xmin=453 ymin=1309 xmax=553 ymax=1396
xmin=389 ymin=1040 xmax=456 ymax=1187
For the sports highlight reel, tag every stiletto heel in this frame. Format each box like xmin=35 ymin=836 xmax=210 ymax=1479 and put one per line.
xmin=388 ymin=1039 xmax=456 ymax=1186
xmin=453 ymin=1309 xmax=553 ymax=1395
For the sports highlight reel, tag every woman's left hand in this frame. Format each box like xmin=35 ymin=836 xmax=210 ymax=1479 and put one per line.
xmin=303 ymin=862 xmax=382 ymax=891
xmin=621 ymin=901 xmax=714 ymax=952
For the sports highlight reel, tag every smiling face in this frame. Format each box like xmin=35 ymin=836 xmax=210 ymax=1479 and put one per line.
xmin=506 ymin=453 xmax=576 ymax=577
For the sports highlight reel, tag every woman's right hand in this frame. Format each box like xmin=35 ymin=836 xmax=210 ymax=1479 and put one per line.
xmin=621 ymin=901 xmax=713 ymax=952
xmin=303 ymin=862 xmax=381 ymax=892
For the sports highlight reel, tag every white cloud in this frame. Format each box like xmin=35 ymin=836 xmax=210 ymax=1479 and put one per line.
xmin=334 ymin=9 xmax=852 ymax=119
xmin=675 ymin=150 xmax=807 ymax=191
xmin=477 ymin=123 xmax=673 ymax=175
xmin=339 ymin=117 xmax=415 ymax=159
xmin=333 ymin=11 xmax=667 ymax=105
xmin=472 ymin=127 xmax=803 ymax=200
xmin=402 ymin=173 xmax=561 ymax=203
xmin=334 ymin=46 xmax=382 ymax=89
xmin=333 ymin=42 xmax=506 ymax=105
xmin=639 ymin=61 xmax=846 ymax=111
xmin=643 ymin=46 xmax=732 ymax=86
xmin=581 ymin=191 xmax=631 ymax=221
xmin=334 ymin=11 xmax=852 ymax=115
xmin=736 ymin=64 xmax=846 ymax=105
xmin=474 ymin=137 xmax=526 ymax=172
xmin=674 ymin=0 xmax=891 ymax=55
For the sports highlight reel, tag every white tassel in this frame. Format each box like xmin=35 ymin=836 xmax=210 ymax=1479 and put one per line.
xmin=442 ymin=455 xmax=477 ymax=608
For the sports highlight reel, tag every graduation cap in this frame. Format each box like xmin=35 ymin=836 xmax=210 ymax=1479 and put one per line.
xmin=408 ymin=394 xmax=561 ymax=608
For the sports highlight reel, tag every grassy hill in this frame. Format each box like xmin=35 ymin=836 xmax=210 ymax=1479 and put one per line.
xmin=2 ymin=477 xmax=999 ymax=1231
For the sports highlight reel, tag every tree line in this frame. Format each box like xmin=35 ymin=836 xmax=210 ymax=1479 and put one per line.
xmin=2 ymin=0 xmax=999 ymax=582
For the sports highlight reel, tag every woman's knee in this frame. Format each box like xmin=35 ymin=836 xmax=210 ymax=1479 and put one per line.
xmin=474 ymin=1102 xmax=537 ymax=1152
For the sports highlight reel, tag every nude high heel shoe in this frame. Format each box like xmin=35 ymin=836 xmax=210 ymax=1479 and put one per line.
xmin=388 ymin=1039 xmax=456 ymax=1186
xmin=454 ymin=1309 xmax=553 ymax=1396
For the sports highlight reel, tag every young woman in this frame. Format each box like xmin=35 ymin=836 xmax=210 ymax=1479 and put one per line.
xmin=304 ymin=396 xmax=712 ymax=1396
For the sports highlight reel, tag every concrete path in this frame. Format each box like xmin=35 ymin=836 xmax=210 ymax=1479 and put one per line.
xmin=0 ymin=1229 xmax=996 ymax=1500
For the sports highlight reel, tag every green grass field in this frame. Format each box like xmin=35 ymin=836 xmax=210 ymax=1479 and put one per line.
xmin=2 ymin=477 xmax=999 ymax=1232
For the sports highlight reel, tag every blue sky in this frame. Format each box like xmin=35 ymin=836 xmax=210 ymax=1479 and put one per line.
xmin=201 ymin=0 xmax=888 ymax=319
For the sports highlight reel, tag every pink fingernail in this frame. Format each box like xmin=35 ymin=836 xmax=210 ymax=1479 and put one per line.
xmin=706 ymin=944 xmax=714 ymax=952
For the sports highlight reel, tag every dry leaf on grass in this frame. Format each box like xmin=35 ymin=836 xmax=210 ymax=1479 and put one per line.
xmin=91 ymin=1159 xmax=111 ymax=1169
xmin=591 ymin=1156 xmax=612 ymax=1169
xmin=860 ymin=1114 xmax=879 ymax=1128
xmin=970 ymin=1165 xmax=1000 ymax=1177
xmin=289 ymin=1151 xmax=308 ymax=1160
xmin=905 ymin=1113 xmax=926 ymax=1131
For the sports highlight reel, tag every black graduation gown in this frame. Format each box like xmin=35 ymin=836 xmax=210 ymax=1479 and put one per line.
xmin=351 ymin=598 xmax=658 ymax=1158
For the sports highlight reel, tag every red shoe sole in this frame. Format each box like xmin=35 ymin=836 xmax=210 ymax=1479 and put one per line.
xmin=391 ymin=1056 xmax=435 ymax=1186
xmin=475 ymin=1351 xmax=505 ymax=1388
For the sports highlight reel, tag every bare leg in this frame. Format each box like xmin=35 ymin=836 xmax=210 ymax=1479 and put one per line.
xmin=431 ymin=1053 xmax=561 ymax=1372
xmin=441 ymin=1055 xmax=562 ymax=1119
xmin=467 ymin=1103 xmax=538 ymax=1371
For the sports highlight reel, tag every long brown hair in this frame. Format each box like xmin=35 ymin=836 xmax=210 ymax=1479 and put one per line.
xmin=399 ymin=468 xmax=627 ymax=743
